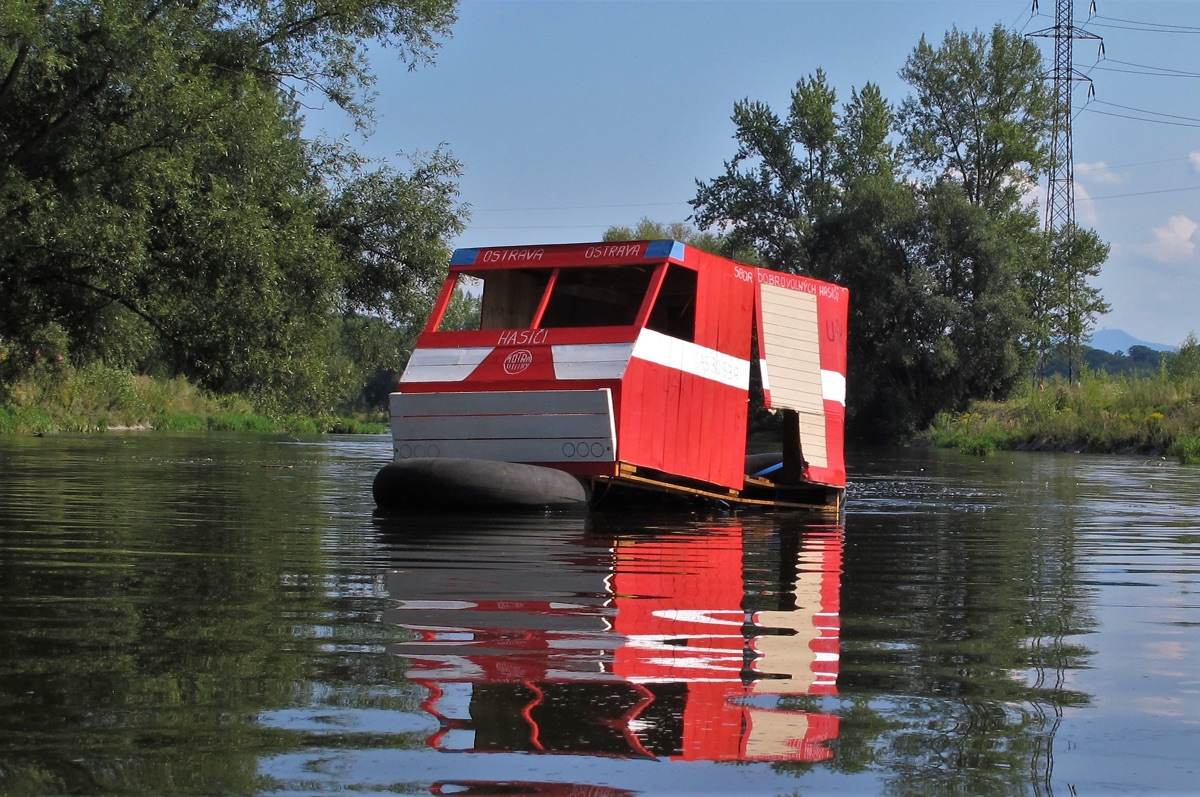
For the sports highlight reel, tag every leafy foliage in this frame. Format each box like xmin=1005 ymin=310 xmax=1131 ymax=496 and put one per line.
xmin=929 ymin=362 xmax=1200 ymax=460
xmin=692 ymin=26 xmax=1109 ymax=440
xmin=0 ymin=0 xmax=463 ymax=413
xmin=601 ymin=217 xmax=755 ymax=262
xmin=899 ymin=26 xmax=1050 ymax=210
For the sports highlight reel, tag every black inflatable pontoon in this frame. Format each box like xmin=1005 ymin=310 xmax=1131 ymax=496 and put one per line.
xmin=373 ymin=458 xmax=590 ymax=510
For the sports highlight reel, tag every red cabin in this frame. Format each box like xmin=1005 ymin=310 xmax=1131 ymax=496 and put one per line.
xmin=388 ymin=239 xmax=849 ymax=510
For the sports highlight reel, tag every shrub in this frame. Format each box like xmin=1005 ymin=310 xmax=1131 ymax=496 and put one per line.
xmin=1174 ymin=435 xmax=1200 ymax=465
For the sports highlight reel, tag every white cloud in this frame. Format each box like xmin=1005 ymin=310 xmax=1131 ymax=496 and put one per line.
xmin=1076 ymin=161 xmax=1123 ymax=185
xmin=1190 ymin=151 xmax=1200 ymax=173
xmin=1074 ymin=181 xmax=1098 ymax=227
xmin=1144 ymin=215 xmax=1198 ymax=263
xmin=1015 ymin=172 xmax=1040 ymax=211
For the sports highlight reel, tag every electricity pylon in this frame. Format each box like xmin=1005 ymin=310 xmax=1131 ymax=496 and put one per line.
xmin=1027 ymin=0 xmax=1103 ymax=382
xmin=1027 ymin=0 xmax=1103 ymax=234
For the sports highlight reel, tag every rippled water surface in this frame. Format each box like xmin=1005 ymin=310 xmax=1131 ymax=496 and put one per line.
xmin=1 ymin=434 xmax=1198 ymax=795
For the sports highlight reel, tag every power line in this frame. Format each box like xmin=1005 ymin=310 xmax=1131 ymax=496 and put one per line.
xmin=1078 ymin=185 xmax=1200 ymax=201
xmin=1104 ymin=57 xmax=1200 ymax=76
xmin=1103 ymin=155 xmax=1194 ymax=169
xmin=464 ymin=182 xmax=1200 ymax=228
xmin=473 ymin=200 xmax=688 ymax=213
xmin=1091 ymin=65 xmax=1200 ymax=78
xmin=1072 ymin=19 xmax=1200 ymax=34
xmin=1091 ymin=99 xmax=1200 ymax=124
xmin=1083 ymin=108 xmax=1200 ymax=128
xmin=469 ymin=223 xmax=636 ymax=231
xmin=1035 ymin=12 xmax=1200 ymax=34
xmin=1095 ymin=14 xmax=1200 ymax=32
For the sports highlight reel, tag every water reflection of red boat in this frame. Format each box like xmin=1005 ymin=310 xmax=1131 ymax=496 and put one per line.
xmin=385 ymin=522 xmax=842 ymax=764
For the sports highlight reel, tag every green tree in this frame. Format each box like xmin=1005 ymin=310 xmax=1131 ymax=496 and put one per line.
xmin=1020 ymin=234 xmax=1058 ymax=381
xmin=1050 ymin=227 xmax=1110 ymax=382
xmin=691 ymin=70 xmax=839 ymax=272
xmin=691 ymin=27 xmax=1108 ymax=439
xmin=1167 ymin=333 xmax=1200 ymax=380
xmin=0 ymin=0 xmax=463 ymax=412
xmin=601 ymin=217 xmax=754 ymax=262
xmin=899 ymin=25 xmax=1050 ymax=210
xmin=808 ymin=177 xmax=1032 ymax=438
xmin=835 ymin=83 xmax=896 ymax=185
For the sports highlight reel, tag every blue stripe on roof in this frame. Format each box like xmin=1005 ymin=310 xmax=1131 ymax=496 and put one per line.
xmin=644 ymin=240 xmax=686 ymax=261
xmin=449 ymin=248 xmax=479 ymax=266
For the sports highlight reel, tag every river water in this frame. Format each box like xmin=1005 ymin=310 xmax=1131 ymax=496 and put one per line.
xmin=0 ymin=434 xmax=1197 ymax=795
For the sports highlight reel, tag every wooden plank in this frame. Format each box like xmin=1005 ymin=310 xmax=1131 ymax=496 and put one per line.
xmin=799 ymin=409 xmax=828 ymax=468
xmin=760 ymin=310 xmax=818 ymax=329
xmin=391 ymin=389 xmax=611 ymax=418
xmin=761 ymin=306 xmax=818 ymax=322
xmin=393 ymin=437 xmax=616 ymax=463
xmin=765 ymin=375 xmax=824 ymax=395
xmin=769 ymin=390 xmax=823 ymax=416
xmin=761 ymin=282 xmax=819 ymax=306
xmin=759 ymin=330 xmax=821 ymax=353
xmin=759 ymin=280 xmax=828 ymax=465
xmin=405 ymin=347 xmax=495 ymax=366
xmin=392 ymin=413 xmax=613 ymax=441
xmin=762 ymin=332 xmax=821 ymax=354
xmin=603 ymin=472 xmax=839 ymax=512
xmin=760 ymin=313 xmax=817 ymax=329
xmin=761 ymin=324 xmax=818 ymax=342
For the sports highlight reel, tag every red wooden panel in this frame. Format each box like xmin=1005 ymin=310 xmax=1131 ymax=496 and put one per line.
xmin=618 ymin=360 xmax=647 ymax=466
xmin=683 ymin=371 xmax=703 ymax=479
xmin=653 ymin=363 xmax=669 ymax=473
xmin=662 ymin=364 xmax=682 ymax=475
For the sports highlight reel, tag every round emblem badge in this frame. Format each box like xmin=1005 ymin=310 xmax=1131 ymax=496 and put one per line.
xmin=502 ymin=349 xmax=533 ymax=375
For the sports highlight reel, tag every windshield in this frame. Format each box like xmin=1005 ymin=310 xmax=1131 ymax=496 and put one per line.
xmin=436 ymin=265 xmax=656 ymax=332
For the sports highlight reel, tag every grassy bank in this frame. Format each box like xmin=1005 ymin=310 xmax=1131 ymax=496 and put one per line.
xmin=928 ymin=372 xmax=1200 ymax=463
xmin=0 ymin=363 xmax=387 ymax=436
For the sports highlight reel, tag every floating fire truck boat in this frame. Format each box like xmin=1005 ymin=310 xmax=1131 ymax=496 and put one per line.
xmin=373 ymin=240 xmax=849 ymax=512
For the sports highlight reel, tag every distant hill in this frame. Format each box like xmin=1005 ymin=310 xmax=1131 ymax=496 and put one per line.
xmin=1088 ymin=328 xmax=1177 ymax=354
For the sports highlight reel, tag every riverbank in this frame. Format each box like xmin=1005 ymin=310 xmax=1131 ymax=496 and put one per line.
xmin=0 ymin=364 xmax=387 ymax=436
xmin=927 ymin=373 xmax=1200 ymax=463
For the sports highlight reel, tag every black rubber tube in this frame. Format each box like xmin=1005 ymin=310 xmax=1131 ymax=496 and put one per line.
xmin=373 ymin=458 xmax=590 ymax=510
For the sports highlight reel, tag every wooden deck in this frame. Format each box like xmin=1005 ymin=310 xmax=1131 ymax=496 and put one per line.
xmin=594 ymin=463 xmax=842 ymax=513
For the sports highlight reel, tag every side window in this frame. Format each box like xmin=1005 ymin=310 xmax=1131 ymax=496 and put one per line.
xmin=438 ymin=275 xmax=483 ymax=331
xmin=645 ymin=265 xmax=697 ymax=341
xmin=437 ymin=269 xmax=551 ymax=331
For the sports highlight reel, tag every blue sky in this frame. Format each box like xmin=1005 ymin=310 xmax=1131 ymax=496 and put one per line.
xmin=305 ymin=0 xmax=1200 ymax=346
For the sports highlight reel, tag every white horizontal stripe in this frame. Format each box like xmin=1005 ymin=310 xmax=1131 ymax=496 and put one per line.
xmin=399 ymin=347 xmax=492 ymax=383
xmin=820 ymin=369 xmax=846 ymax=405
xmin=625 ymin=677 xmax=742 ymax=684
xmin=650 ymin=609 xmax=745 ymax=626
xmin=551 ymin=343 xmax=634 ymax=380
xmin=392 ymin=413 xmax=611 ymax=441
xmin=759 ymin=359 xmax=770 ymax=393
xmin=392 ymin=388 xmax=612 ymax=418
xmin=631 ymin=329 xmax=750 ymax=389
